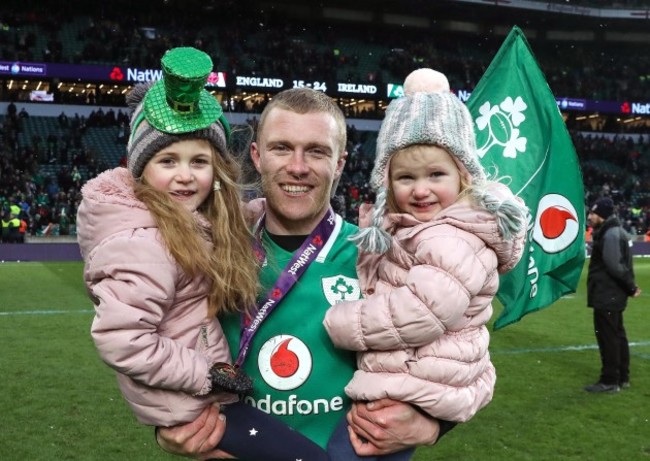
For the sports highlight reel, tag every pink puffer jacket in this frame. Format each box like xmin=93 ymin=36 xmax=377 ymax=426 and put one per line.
xmin=77 ymin=168 xmax=236 ymax=427
xmin=324 ymin=187 xmax=525 ymax=422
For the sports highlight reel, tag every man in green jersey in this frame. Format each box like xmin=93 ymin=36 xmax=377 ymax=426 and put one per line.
xmin=158 ymin=88 xmax=451 ymax=458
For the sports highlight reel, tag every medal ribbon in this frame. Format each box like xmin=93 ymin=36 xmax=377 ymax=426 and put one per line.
xmin=234 ymin=208 xmax=336 ymax=368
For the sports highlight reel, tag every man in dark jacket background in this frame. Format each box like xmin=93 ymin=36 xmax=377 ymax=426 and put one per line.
xmin=585 ymin=197 xmax=641 ymax=393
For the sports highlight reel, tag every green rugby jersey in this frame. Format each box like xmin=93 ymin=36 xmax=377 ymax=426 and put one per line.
xmin=222 ymin=215 xmax=360 ymax=449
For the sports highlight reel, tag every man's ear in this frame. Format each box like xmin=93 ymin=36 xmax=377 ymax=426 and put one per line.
xmin=334 ymin=150 xmax=348 ymax=180
xmin=250 ymin=142 xmax=262 ymax=173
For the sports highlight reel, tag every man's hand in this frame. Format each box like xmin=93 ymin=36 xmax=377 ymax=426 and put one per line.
xmin=156 ymin=404 xmax=234 ymax=459
xmin=346 ymin=399 xmax=440 ymax=456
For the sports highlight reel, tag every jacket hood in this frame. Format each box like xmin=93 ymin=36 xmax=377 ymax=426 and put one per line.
xmin=77 ymin=168 xmax=156 ymax=259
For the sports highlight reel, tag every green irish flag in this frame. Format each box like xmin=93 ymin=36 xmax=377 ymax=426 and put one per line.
xmin=466 ymin=26 xmax=585 ymax=330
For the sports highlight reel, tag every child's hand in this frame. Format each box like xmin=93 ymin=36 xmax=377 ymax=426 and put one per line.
xmin=210 ymin=362 xmax=253 ymax=394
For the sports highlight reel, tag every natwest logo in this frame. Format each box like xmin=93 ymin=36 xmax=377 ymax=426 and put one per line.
xmin=631 ymin=102 xmax=650 ymax=115
xmin=126 ymin=67 xmax=163 ymax=82
xmin=109 ymin=67 xmax=124 ymax=81
xmin=456 ymin=89 xmax=472 ymax=102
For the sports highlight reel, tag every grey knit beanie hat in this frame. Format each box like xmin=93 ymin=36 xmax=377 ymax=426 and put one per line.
xmin=370 ymin=79 xmax=485 ymax=191
xmin=351 ymin=68 xmax=526 ymax=254
xmin=126 ymin=47 xmax=230 ymax=178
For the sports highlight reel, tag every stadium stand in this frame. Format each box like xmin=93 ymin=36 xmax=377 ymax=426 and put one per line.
xmin=1 ymin=0 xmax=649 ymax=239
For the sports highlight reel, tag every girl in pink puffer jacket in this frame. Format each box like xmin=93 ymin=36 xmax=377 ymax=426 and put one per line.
xmin=324 ymin=69 xmax=528 ymax=461
xmin=77 ymin=47 xmax=328 ymax=461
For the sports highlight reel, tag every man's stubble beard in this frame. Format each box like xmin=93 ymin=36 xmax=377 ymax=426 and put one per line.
xmin=261 ymin=174 xmax=331 ymax=230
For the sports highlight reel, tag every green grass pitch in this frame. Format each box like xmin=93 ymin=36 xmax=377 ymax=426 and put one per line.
xmin=1 ymin=260 xmax=648 ymax=460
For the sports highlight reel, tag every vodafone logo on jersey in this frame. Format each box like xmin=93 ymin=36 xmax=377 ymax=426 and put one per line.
xmin=258 ymin=335 xmax=312 ymax=390
xmin=532 ymin=194 xmax=580 ymax=254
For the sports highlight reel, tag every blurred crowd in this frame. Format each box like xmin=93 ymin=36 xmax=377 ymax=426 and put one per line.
xmin=0 ymin=105 xmax=113 ymax=242
xmin=3 ymin=105 xmax=650 ymax=242
xmin=1 ymin=0 xmax=649 ymax=102
xmin=2 ymin=0 xmax=650 ymax=241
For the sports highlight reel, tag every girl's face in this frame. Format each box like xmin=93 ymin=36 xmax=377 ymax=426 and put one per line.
xmin=389 ymin=145 xmax=462 ymax=222
xmin=142 ymin=139 xmax=215 ymax=212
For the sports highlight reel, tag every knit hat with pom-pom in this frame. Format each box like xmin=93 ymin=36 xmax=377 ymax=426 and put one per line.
xmin=127 ymin=47 xmax=230 ymax=178
xmin=370 ymin=68 xmax=484 ymax=190
xmin=350 ymin=68 xmax=527 ymax=254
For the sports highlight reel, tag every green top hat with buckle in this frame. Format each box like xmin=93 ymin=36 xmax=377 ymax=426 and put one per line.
xmin=126 ymin=46 xmax=231 ymax=178
xmin=136 ymin=47 xmax=230 ymax=138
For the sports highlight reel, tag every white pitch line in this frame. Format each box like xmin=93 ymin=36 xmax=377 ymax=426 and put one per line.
xmin=2 ymin=310 xmax=649 ymax=358
xmin=0 ymin=309 xmax=94 ymax=316
xmin=492 ymin=341 xmax=650 ymax=355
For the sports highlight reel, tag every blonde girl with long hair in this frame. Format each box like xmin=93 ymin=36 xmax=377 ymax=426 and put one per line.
xmin=77 ymin=47 xmax=329 ymax=460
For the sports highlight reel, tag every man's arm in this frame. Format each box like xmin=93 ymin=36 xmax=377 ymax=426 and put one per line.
xmin=156 ymin=405 xmax=234 ymax=459
xmin=346 ymin=399 xmax=456 ymax=456
xmin=602 ymin=228 xmax=636 ymax=293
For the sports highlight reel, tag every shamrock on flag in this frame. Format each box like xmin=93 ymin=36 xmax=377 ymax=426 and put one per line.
xmin=466 ymin=26 xmax=586 ymax=330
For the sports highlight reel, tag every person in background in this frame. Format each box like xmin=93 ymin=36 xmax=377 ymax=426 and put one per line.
xmin=157 ymin=87 xmax=455 ymax=459
xmin=77 ymin=47 xmax=329 ymax=461
xmin=3 ymin=205 xmax=22 ymax=243
xmin=18 ymin=213 xmax=27 ymax=243
xmin=323 ymin=68 xmax=527 ymax=460
xmin=584 ymin=197 xmax=641 ymax=393
xmin=1 ymin=207 xmax=11 ymax=243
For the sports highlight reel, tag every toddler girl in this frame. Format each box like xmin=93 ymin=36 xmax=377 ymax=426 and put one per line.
xmin=324 ymin=68 xmax=528 ymax=460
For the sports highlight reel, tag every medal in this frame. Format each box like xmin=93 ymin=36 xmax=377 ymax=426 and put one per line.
xmin=210 ymin=362 xmax=253 ymax=394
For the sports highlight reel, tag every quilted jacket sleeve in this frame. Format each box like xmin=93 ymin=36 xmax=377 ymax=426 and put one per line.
xmin=88 ymin=233 xmax=211 ymax=395
xmin=324 ymin=228 xmax=493 ymax=352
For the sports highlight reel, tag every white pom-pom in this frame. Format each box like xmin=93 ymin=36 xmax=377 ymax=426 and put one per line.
xmin=403 ymin=68 xmax=450 ymax=95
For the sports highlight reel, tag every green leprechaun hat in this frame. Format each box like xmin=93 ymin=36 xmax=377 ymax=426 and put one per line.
xmin=141 ymin=47 xmax=230 ymax=135
xmin=126 ymin=47 xmax=231 ymax=178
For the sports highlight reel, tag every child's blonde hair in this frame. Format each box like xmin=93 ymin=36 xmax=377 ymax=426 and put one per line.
xmin=136 ymin=145 xmax=259 ymax=318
